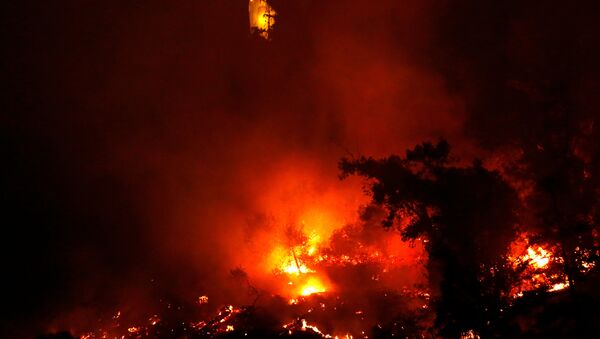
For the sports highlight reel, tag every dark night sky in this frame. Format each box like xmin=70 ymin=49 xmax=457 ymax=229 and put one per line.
xmin=2 ymin=1 xmax=600 ymax=337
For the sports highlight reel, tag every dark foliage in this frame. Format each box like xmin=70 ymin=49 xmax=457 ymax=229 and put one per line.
xmin=427 ymin=0 xmax=600 ymax=299
xmin=340 ymin=140 xmax=519 ymax=337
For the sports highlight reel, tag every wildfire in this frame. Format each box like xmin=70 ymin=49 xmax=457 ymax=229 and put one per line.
xmin=276 ymin=245 xmax=331 ymax=298
xmin=521 ymin=246 xmax=551 ymax=269
xmin=64 ymin=186 xmax=428 ymax=339
xmin=266 ymin=215 xmax=335 ymax=299
xmin=299 ymin=277 xmax=327 ymax=296
xmin=148 ymin=315 xmax=160 ymax=326
xmin=508 ymin=234 xmax=569 ymax=296
xmin=248 ymin=0 xmax=276 ymax=39
xmin=282 ymin=318 xmax=333 ymax=338
xmin=549 ymin=282 xmax=568 ymax=292
xmin=198 ymin=295 xmax=209 ymax=304
xmin=127 ymin=327 xmax=140 ymax=333
xmin=461 ymin=329 xmax=481 ymax=339
xmin=280 ymin=254 xmax=313 ymax=275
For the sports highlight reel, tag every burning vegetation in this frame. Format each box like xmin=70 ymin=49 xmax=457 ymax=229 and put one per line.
xmin=7 ymin=1 xmax=600 ymax=339
xmin=56 ymin=203 xmax=432 ymax=338
xmin=43 ymin=136 xmax=600 ymax=338
xmin=248 ymin=0 xmax=276 ymax=40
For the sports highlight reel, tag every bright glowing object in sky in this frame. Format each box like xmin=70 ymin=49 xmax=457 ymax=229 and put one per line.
xmin=249 ymin=0 xmax=276 ymax=40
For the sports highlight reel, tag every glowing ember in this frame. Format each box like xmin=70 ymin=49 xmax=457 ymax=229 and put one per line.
xmin=549 ymin=281 xmax=569 ymax=292
xmin=148 ymin=315 xmax=160 ymax=326
xmin=282 ymin=318 xmax=335 ymax=338
xmin=127 ymin=327 xmax=140 ymax=333
xmin=301 ymin=319 xmax=325 ymax=335
xmin=461 ymin=329 xmax=481 ymax=339
xmin=198 ymin=295 xmax=209 ymax=304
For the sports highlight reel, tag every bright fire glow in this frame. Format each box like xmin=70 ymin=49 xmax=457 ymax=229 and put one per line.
xmin=300 ymin=277 xmax=327 ymax=296
xmin=523 ymin=246 xmax=550 ymax=269
xmin=508 ymin=234 xmax=570 ymax=296
xmin=248 ymin=0 xmax=276 ymax=39
xmin=70 ymin=171 xmax=427 ymax=338
xmin=549 ymin=282 xmax=569 ymax=292
xmin=198 ymin=295 xmax=209 ymax=304
xmin=301 ymin=319 xmax=325 ymax=335
xmin=281 ymin=257 xmax=313 ymax=275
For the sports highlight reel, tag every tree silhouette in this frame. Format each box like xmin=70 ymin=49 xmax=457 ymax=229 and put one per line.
xmin=340 ymin=140 xmax=518 ymax=337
